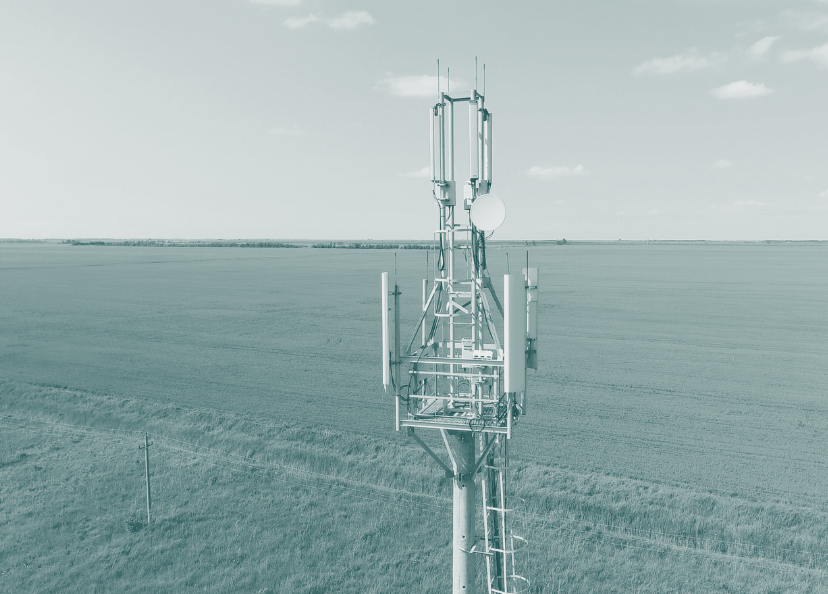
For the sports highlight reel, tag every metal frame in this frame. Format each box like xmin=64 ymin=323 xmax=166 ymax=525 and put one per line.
xmin=382 ymin=69 xmax=534 ymax=594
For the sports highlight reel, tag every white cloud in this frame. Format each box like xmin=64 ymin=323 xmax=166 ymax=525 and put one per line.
xmin=375 ymin=74 xmax=461 ymax=97
xmin=250 ymin=0 xmax=303 ymax=5
xmin=633 ymin=49 xmax=723 ymax=75
xmin=780 ymin=41 xmax=828 ymax=68
xmin=648 ymin=209 xmax=660 ymax=215
xmin=819 ymin=189 xmax=828 ymax=198
xmin=401 ymin=166 xmax=430 ymax=178
xmin=710 ymin=80 xmax=773 ymax=100
xmin=715 ymin=159 xmax=732 ymax=168
xmin=328 ymin=11 xmax=374 ymax=29
xmin=527 ymin=165 xmax=588 ymax=180
xmin=268 ymin=127 xmax=305 ymax=136
xmin=710 ymin=199 xmax=765 ymax=211
xmin=747 ymin=36 xmax=780 ymax=59
xmin=284 ymin=14 xmax=318 ymax=29
xmin=799 ymin=14 xmax=828 ymax=31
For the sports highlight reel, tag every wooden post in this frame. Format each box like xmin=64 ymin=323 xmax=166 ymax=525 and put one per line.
xmin=139 ymin=433 xmax=152 ymax=524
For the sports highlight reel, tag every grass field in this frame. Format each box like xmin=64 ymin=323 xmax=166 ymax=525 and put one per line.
xmin=1 ymin=242 xmax=827 ymax=591
xmin=2 ymin=380 xmax=827 ymax=593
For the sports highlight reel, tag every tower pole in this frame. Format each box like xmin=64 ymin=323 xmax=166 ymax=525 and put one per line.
xmin=386 ymin=75 xmax=533 ymax=593
xmin=447 ymin=431 xmax=476 ymax=594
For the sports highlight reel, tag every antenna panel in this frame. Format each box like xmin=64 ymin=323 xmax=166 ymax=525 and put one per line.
xmin=504 ymin=274 xmax=527 ymax=393
xmin=381 ymin=272 xmax=390 ymax=390
xmin=469 ymin=99 xmax=479 ymax=179
xmin=484 ymin=112 xmax=492 ymax=184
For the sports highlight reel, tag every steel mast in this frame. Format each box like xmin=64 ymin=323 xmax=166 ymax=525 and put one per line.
xmin=382 ymin=65 xmax=537 ymax=594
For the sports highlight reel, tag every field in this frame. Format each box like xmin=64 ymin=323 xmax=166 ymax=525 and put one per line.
xmin=1 ymin=242 xmax=827 ymax=592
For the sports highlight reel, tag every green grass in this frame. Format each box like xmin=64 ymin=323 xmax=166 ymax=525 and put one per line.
xmin=2 ymin=379 xmax=827 ymax=593
xmin=2 ymin=242 xmax=827 ymax=592
xmin=1 ymin=242 xmax=826 ymax=507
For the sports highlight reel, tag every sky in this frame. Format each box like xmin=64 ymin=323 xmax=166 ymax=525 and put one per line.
xmin=1 ymin=0 xmax=827 ymax=240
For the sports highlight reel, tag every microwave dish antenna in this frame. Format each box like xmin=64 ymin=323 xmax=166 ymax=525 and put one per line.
xmin=470 ymin=193 xmax=506 ymax=231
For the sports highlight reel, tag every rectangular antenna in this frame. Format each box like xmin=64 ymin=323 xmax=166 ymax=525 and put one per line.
xmin=438 ymin=100 xmax=445 ymax=182
xmin=429 ymin=108 xmax=435 ymax=182
xmin=446 ymin=97 xmax=454 ymax=181
xmin=504 ymin=274 xmax=526 ymax=393
xmin=469 ymin=97 xmax=479 ymax=180
xmin=477 ymin=103 xmax=484 ymax=187
xmin=381 ymin=272 xmax=390 ymax=390
xmin=484 ymin=112 xmax=492 ymax=185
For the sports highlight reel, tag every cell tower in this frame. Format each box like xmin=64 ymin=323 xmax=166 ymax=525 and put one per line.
xmin=381 ymin=64 xmax=538 ymax=594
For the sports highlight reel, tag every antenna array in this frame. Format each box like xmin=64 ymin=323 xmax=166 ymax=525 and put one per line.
xmin=381 ymin=62 xmax=539 ymax=594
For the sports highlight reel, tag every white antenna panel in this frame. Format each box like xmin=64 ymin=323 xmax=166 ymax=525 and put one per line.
xmin=470 ymin=193 xmax=506 ymax=231
xmin=381 ymin=272 xmax=390 ymax=390
xmin=504 ymin=274 xmax=527 ymax=393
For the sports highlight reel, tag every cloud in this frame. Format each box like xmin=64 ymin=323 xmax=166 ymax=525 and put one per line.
xmin=648 ymin=209 xmax=660 ymax=215
xmin=747 ymin=36 xmax=780 ymax=59
xmin=527 ymin=165 xmax=588 ymax=180
xmin=328 ymin=11 xmax=374 ymax=29
xmin=284 ymin=14 xmax=318 ymax=29
xmin=780 ymin=41 xmax=828 ymax=68
xmin=798 ymin=14 xmax=828 ymax=31
xmin=820 ymin=189 xmax=828 ymax=198
xmin=268 ymin=127 xmax=305 ymax=136
xmin=375 ymin=74 xmax=462 ymax=97
xmin=715 ymin=159 xmax=732 ymax=168
xmin=633 ymin=49 xmax=722 ymax=75
xmin=401 ymin=166 xmax=430 ymax=178
xmin=250 ymin=0 xmax=303 ymax=5
xmin=710 ymin=80 xmax=773 ymax=99
xmin=710 ymin=199 xmax=765 ymax=211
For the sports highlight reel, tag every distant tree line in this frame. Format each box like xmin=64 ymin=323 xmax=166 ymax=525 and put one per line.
xmin=311 ymin=242 xmax=429 ymax=249
xmin=62 ymin=240 xmax=436 ymax=249
xmin=64 ymin=240 xmax=303 ymax=248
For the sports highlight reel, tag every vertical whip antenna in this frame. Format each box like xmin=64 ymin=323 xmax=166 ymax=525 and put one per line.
xmin=483 ymin=63 xmax=486 ymax=96
xmin=437 ymin=59 xmax=440 ymax=100
xmin=447 ymin=67 xmax=450 ymax=94
xmin=475 ymin=56 xmax=478 ymax=91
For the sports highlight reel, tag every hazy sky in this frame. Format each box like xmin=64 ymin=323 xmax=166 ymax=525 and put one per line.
xmin=2 ymin=0 xmax=827 ymax=240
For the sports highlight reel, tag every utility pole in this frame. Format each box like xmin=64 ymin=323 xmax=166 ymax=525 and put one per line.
xmin=139 ymin=433 xmax=152 ymax=525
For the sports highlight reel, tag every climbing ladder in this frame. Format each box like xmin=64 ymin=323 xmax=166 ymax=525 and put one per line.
xmin=481 ymin=435 xmax=529 ymax=594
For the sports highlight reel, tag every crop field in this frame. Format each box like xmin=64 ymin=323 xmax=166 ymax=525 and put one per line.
xmin=1 ymin=241 xmax=827 ymax=592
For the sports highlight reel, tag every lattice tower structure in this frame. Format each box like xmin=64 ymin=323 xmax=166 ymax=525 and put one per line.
xmin=381 ymin=78 xmax=538 ymax=594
